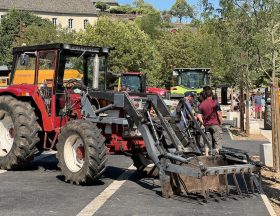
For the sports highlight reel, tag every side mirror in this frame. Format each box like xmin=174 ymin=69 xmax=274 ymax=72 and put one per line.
xmin=172 ymin=70 xmax=178 ymax=76
xmin=19 ymin=53 xmax=29 ymax=66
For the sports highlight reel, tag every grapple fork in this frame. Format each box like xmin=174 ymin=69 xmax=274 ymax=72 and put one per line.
xmin=140 ymin=95 xmax=262 ymax=199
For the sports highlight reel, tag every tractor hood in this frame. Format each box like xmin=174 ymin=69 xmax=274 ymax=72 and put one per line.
xmin=171 ymin=85 xmax=203 ymax=96
xmin=147 ymin=87 xmax=167 ymax=96
xmin=0 ymin=84 xmax=38 ymax=97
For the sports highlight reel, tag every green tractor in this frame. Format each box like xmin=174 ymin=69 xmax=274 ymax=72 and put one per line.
xmin=168 ymin=68 xmax=211 ymax=98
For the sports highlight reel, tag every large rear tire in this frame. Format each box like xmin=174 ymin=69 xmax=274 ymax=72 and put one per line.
xmin=57 ymin=120 xmax=107 ymax=184
xmin=0 ymin=96 xmax=39 ymax=169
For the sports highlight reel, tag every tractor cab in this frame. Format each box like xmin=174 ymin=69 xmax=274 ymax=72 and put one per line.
xmin=5 ymin=44 xmax=111 ymax=132
xmin=118 ymin=72 xmax=146 ymax=93
xmin=168 ymin=68 xmax=211 ymax=98
xmin=118 ymin=72 xmax=167 ymax=97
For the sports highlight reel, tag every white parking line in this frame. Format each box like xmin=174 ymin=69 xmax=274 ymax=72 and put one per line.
xmin=261 ymin=194 xmax=277 ymax=216
xmin=76 ymin=165 xmax=136 ymax=216
xmin=227 ymin=128 xmax=234 ymax=140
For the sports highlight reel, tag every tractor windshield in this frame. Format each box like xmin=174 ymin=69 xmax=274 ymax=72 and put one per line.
xmin=178 ymin=70 xmax=209 ymax=89
xmin=121 ymin=75 xmax=141 ymax=92
xmin=12 ymin=54 xmax=37 ymax=85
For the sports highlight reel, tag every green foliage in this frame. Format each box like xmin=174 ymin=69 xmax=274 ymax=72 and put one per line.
xmin=0 ymin=9 xmax=50 ymax=64
xmin=76 ymin=18 xmax=162 ymax=86
xmin=95 ymin=2 xmax=109 ymax=12
xmin=203 ymin=0 xmax=280 ymax=87
xmin=135 ymin=10 xmax=162 ymax=39
xmin=24 ymin=24 xmax=76 ymax=45
xmin=109 ymin=5 xmax=137 ymax=14
xmin=156 ymin=25 xmax=225 ymax=84
xmin=170 ymin=0 xmax=194 ymax=23
xmin=132 ymin=0 xmax=145 ymax=8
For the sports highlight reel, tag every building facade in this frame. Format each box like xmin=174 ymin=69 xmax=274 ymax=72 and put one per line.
xmin=0 ymin=0 xmax=118 ymax=31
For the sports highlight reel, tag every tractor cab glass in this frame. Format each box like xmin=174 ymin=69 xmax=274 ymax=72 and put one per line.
xmin=121 ymin=74 xmax=142 ymax=92
xmin=55 ymin=54 xmax=106 ymax=90
xmin=175 ymin=69 xmax=210 ymax=89
xmin=55 ymin=47 xmax=109 ymax=116
xmin=13 ymin=52 xmax=37 ymax=85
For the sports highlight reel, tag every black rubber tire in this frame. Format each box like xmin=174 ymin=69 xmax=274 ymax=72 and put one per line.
xmin=0 ymin=96 xmax=40 ymax=169
xmin=57 ymin=120 xmax=107 ymax=184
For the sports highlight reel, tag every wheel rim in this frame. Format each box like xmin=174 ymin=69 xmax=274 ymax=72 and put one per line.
xmin=0 ymin=111 xmax=15 ymax=157
xmin=64 ymin=134 xmax=85 ymax=172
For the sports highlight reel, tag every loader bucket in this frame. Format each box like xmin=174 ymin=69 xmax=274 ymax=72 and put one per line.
xmin=161 ymin=156 xmax=261 ymax=199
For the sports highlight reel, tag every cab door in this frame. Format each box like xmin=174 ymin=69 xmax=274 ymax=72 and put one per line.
xmin=37 ymin=50 xmax=57 ymax=116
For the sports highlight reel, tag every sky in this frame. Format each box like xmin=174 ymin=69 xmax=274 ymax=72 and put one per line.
xmin=117 ymin=0 xmax=220 ymax=11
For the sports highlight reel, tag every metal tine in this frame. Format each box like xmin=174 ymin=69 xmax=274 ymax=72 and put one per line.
xmin=232 ymin=170 xmax=242 ymax=195
xmin=253 ymin=174 xmax=261 ymax=194
xmin=249 ymin=169 xmax=255 ymax=194
xmin=258 ymin=170 xmax=264 ymax=194
xmin=240 ymin=170 xmax=249 ymax=194
xmin=224 ymin=170 xmax=230 ymax=195
xmin=200 ymin=177 xmax=207 ymax=199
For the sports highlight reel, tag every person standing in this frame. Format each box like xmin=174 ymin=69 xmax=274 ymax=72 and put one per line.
xmin=197 ymin=86 xmax=222 ymax=154
xmin=254 ymin=91 xmax=263 ymax=120
xmin=175 ymin=92 xmax=195 ymax=129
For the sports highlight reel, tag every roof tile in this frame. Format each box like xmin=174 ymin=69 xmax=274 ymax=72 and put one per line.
xmin=0 ymin=0 xmax=97 ymax=15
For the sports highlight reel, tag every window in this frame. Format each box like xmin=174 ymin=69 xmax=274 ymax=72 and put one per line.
xmin=68 ymin=19 xmax=73 ymax=30
xmin=121 ymin=75 xmax=141 ymax=92
xmin=38 ymin=51 xmax=56 ymax=113
xmin=178 ymin=71 xmax=206 ymax=89
xmin=84 ymin=19 xmax=89 ymax=29
xmin=38 ymin=51 xmax=56 ymax=87
xmin=12 ymin=53 xmax=36 ymax=85
xmin=52 ymin=18 xmax=57 ymax=26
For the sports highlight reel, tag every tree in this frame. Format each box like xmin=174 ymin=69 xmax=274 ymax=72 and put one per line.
xmin=156 ymin=25 xmax=225 ymax=84
xmin=76 ymin=18 xmax=162 ymax=86
xmin=133 ymin=0 xmax=145 ymax=8
xmin=135 ymin=10 xmax=162 ymax=39
xmin=24 ymin=24 xmax=76 ymax=45
xmin=162 ymin=10 xmax=172 ymax=24
xmin=0 ymin=9 xmax=51 ymax=65
xmin=170 ymin=0 xmax=194 ymax=23
xmin=95 ymin=2 xmax=109 ymax=12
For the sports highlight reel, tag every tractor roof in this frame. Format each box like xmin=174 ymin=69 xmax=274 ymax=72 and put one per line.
xmin=174 ymin=68 xmax=211 ymax=73
xmin=13 ymin=43 xmax=112 ymax=55
xmin=122 ymin=72 xmax=144 ymax=75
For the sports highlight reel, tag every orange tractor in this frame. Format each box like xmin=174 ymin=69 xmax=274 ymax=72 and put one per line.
xmin=0 ymin=44 xmax=262 ymax=198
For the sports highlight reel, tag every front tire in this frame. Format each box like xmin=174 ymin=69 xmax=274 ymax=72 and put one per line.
xmin=57 ymin=120 xmax=107 ymax=184
xmin=0 ymin=96 xmax=39 ymax=169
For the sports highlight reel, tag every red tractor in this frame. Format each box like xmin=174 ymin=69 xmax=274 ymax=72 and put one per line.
xmin=119 ymin=72 xmax=167 ymax=96
xmin=0 ymin=44 xmax=261 ymax=198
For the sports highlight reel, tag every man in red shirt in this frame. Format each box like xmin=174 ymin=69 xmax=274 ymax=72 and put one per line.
xmin=197 ymin=86 xmax=222 ymax=154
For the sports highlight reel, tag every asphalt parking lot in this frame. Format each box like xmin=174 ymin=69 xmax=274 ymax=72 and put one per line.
xmin=0 ymin=132 xmax=272 ymax=216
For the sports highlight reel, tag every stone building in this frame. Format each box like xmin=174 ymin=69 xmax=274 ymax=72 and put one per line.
xmin=0 ymin=0 xmax=118 ymax=31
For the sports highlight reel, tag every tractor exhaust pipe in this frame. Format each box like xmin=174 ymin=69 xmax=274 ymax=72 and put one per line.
xmin=93 ymin=54 xmax=99 ymax=89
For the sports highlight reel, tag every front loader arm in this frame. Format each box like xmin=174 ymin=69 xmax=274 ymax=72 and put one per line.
xmin=84 ymin=90 xmax=262 ymax=198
